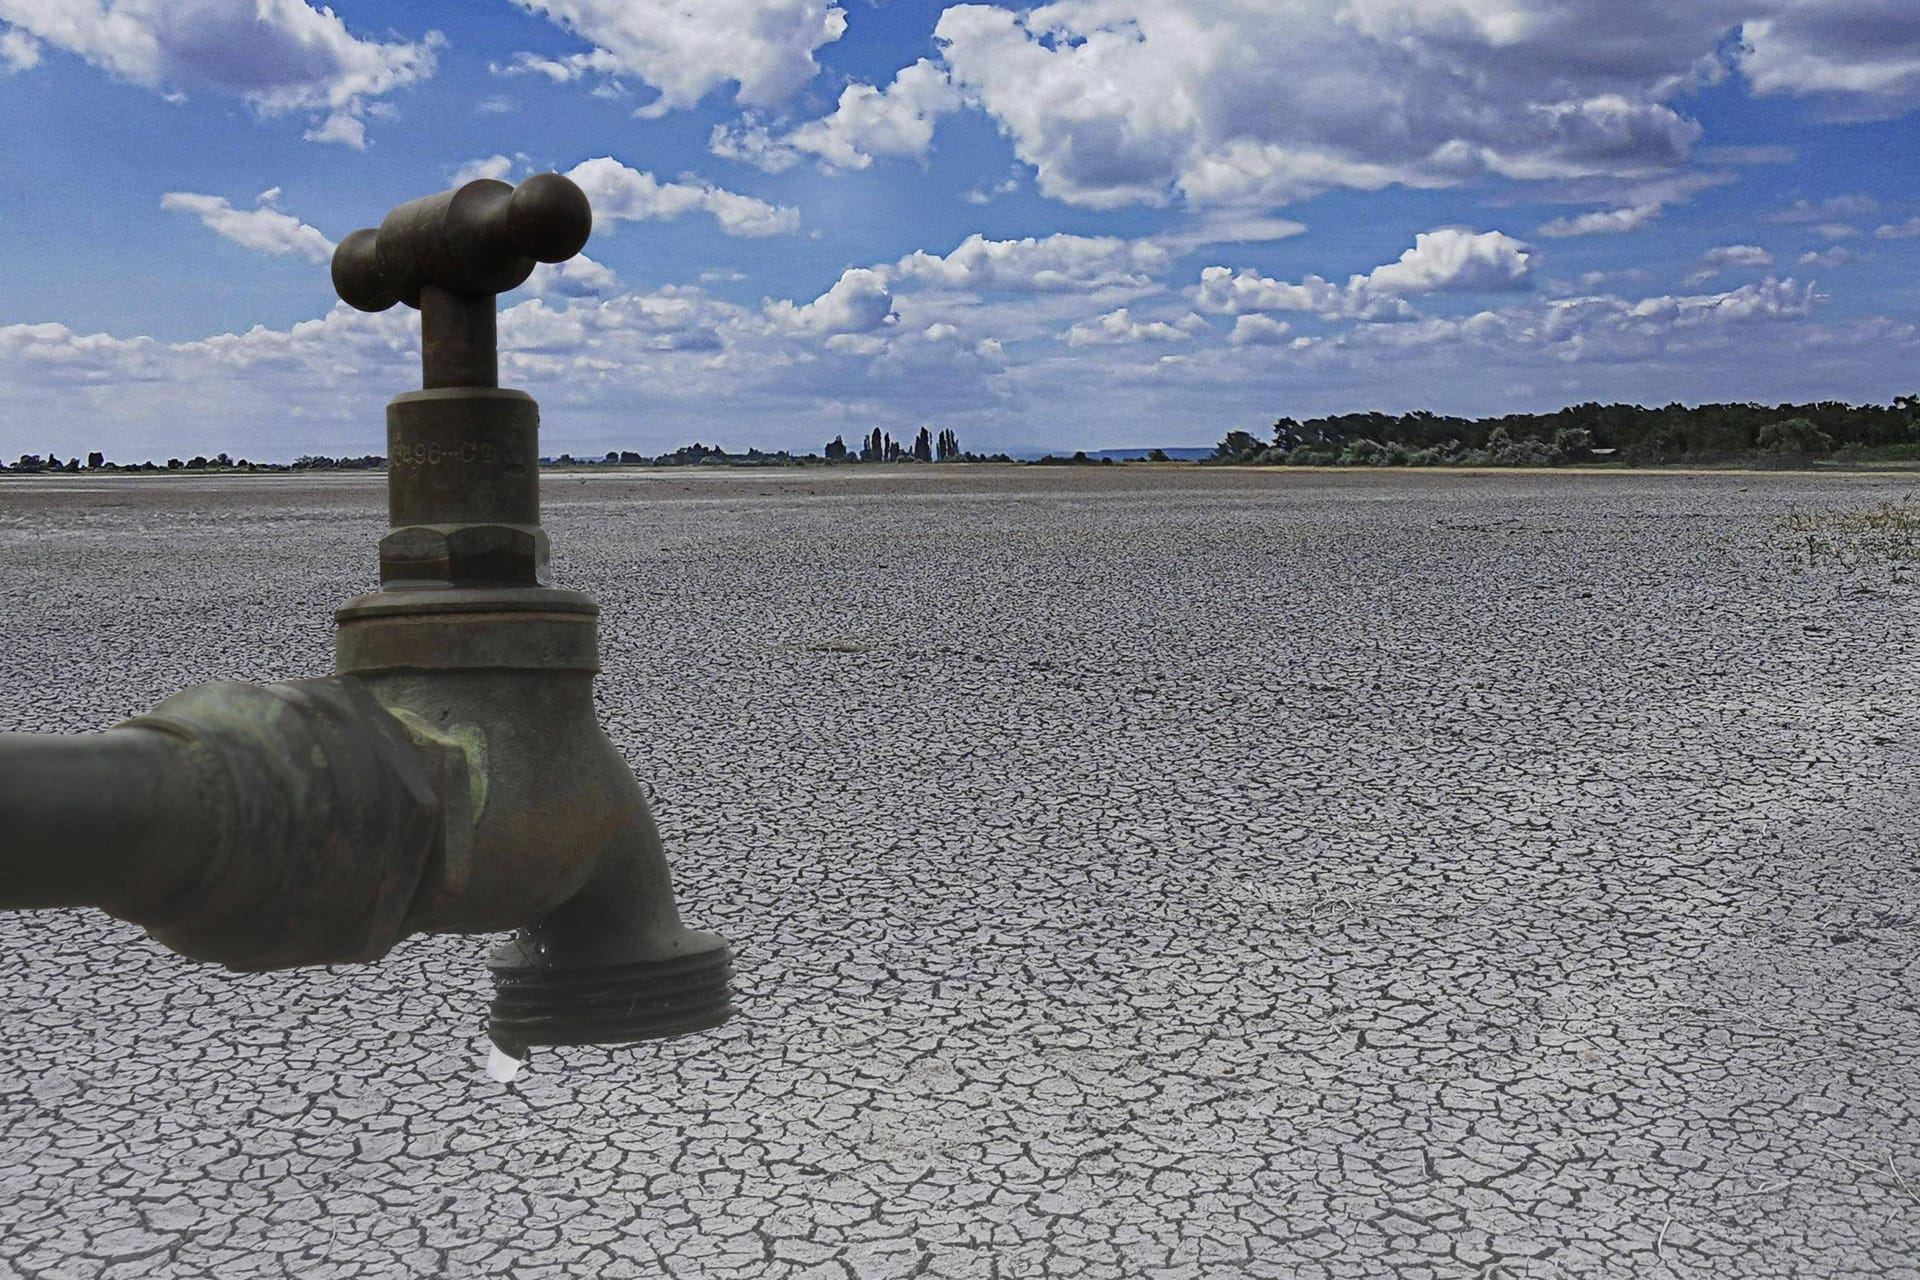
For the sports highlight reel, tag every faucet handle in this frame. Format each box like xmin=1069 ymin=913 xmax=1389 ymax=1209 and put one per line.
xmin=332 ymin=173 xmax=592 ymax=313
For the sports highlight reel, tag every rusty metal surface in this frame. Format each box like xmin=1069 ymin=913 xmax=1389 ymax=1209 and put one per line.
xmin=0 ymin=677 xmax=450 ymax=968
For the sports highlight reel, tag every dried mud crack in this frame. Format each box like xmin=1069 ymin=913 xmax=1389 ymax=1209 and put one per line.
xmin=1 ymin=466 xmax=1917 ymax=1278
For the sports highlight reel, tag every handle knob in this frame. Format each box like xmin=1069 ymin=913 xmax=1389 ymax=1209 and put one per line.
xmin=332 ymin=173 xmax=592 ymax=313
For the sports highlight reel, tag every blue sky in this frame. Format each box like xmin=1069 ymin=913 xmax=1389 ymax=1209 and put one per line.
xmin=2 ymin=1 xmax=1918 ymax=463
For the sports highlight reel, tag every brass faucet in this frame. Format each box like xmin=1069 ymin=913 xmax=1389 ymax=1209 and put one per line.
xmin=0 ymin=174 xmax=734 ymax=1058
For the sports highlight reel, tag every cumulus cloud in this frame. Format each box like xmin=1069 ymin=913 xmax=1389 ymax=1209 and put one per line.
xmin=160 ymin=189 xmax=335 ymax=263
xmin=1800 ymin=247 xmax=1852 ymax=267
xmin=303 ymin=112 xmax=365 ymax=149
xmin=893 ymin=233 xmax=1170 ymax=292
xmin=1621 ymin=276 xmax=1818 ymax=326
xmin=764 ymin=268 xmax=896 ymax=336
xmin=0 ymin=0 xmax=438 ymax=143
xmin=451 ymin=154 xmax=516 ymax=186
xmin=713 ymin=58 xmax=960 ymax=172
xmin=1062 ymin=307 xmax=1204 ymax=347
xmin=1228 ymin=315 xmax=1294 ymax=347
xmin=503 ymin=0 xmax=847 ymax=115
xmin=1687 ymin=244 xmax=1775 ymax=282
xmin=525 ymin=254 xmax=619 ymax=299
xmin=932 ymin=1 xmax=1721 ymax=210
xmin=1876 ymin=216 xmax=1920 ymax=240
xmin=565 ymin=157 xmax=800 ymax=237
xmin=1365 ymin=230 xmax=1535 ymax=294
xmin=1197 ymin=229 xmax=1533 ymax=322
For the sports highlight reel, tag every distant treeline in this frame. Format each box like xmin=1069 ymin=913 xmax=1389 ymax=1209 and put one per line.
xmin=2 ymin=430 xmax=1003 ymax=473
xmin=1210 ymin=397 xmax=1920 ymax=467
xmin=16 ymin=400 xmax=1920 ymax=475
xmin=1 ymin=451 xmax=384 ymax=473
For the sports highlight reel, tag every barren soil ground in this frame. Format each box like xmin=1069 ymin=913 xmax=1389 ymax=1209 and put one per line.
xmin=2 ymin=466 xmax=1918 ymax=1278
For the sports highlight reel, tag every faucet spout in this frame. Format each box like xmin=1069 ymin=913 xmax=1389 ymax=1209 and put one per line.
xmin=487 ymin=792 xmax=735 ymax=1057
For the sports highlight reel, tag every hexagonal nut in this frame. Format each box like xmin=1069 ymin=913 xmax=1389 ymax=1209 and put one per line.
xmin=380 ymin=523 xmax=549 ymax=586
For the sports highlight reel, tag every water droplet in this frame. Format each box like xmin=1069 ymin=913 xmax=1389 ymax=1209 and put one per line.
xmin=486 ymin=1043 xmax=524 ymax=1084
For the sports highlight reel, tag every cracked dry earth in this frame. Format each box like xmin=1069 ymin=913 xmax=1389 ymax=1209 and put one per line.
xmin=2 ymin=465 xmax=1919 ymax=1280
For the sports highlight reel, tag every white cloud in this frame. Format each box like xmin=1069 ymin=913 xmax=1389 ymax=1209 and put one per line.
xmin=0 ymin=269 xmax=1887 ymax=465
xmin=494 ymin=47 xmax=625 ymax=84
xmin=932 ymin=1 xmax=1719 ymax=210
xmin=0 ymin=0 xmax=438 ymax=143
xmin=303 ymin=111 xmax=365 ymax=149
xmin=1197 ymin=229 xmax=1533 ymax=322
xmin=1878 ymin=216 xmax=1920 ymax=240
xmin=1799 ymin=247 xmax=1851 ymax=267
xmin=505 ymin=0 xmax=847 ymax=114
xmin=565 ymin=157 xmax=800 ymax=237
xmin=1687 ymin=243 xmax=1775 ymax=282
xmin=964 ymin=175 xmax=1020 ymax=204
xmin=765 ymin=268 xmax=896 ymax=336
xmin=1063 ymin=307 xmax=1203 ymax=347
xmin=1228 ymin=315 xmax=1293 ymax=346
xmin=715 ymin=58 xmax=960 ymax=172
xmin=1270 ymin=276 xmax=1826 ymax=377
xmin=451 ymin=154 xmax=516 ymax=186
xmin=160 ymin=189 xmax=334 ymax=263
xmin=1364 ymin=229 xmax=1534 ymax=294
xmin=1195 ymin=268 xmax=1389 ymax=321
xmin=1531 ymin=167 xmax=1740 ymax=238
xmin=1765 ymin=194 xmax=1878 ymax=223
xmin=893 ymin=233 xmax=1170 ymax=292
xmin=1164 ymin=214 xmax=1311 ymax=251
xmin=525 ymin=254 xmax=619 ymax=299
xmin=0 ymin=25 xmax=37 ymax=71
xmin=1536 ymin=205 xmax=1663 ymax=237
xmin=1739 ymin=3 xmax=1920 ymax=119
xmin=1622 ymin=277 xmax=1819 ymax=326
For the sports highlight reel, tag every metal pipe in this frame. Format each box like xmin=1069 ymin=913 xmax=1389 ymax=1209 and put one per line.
xmin=0 ymin=727 xmax=213 ymax=914
xmin=420 ymin=284 xmax=498 ymax=389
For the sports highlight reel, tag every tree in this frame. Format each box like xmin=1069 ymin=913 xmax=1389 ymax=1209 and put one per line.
xmin=1338 ymin=438 xmax=1388 ymax=466
xmin=1211 ymin=430 xmax=1264 ymax=462
xmin=913 ymin=426 xmax=933 ymax=462
xmin=825 ymin=435 xmax=848 ymax=461
xmin=86 ymin=451 xmax=105 ymax=469
xmin=1756 ymin=417 xmax=1833 ymax=457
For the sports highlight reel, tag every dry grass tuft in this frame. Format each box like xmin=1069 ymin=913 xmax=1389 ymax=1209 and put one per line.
xmin=1780 ymin=500 xmax=1920 ymax=571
